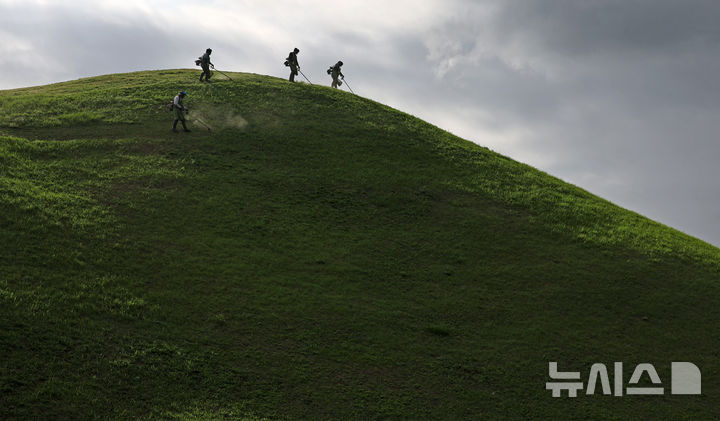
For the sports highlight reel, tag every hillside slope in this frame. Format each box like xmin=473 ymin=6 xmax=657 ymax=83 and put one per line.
xmin=1 ymin=70 xmax=719 ymax=420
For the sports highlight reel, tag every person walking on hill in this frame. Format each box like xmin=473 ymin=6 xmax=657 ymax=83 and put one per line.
xmin=172 ymin=91 xmax=191 ymax=133
xmin=199 ymin=48 xmax=214 ymax=82
xmin=286 ymin=48 xmax=300 ymax=82
xmin=329 ymin=61 xmax=344 ymax=88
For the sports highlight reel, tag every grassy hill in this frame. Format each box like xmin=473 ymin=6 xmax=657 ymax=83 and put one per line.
xmin=1 ymin=69 xmax=719 ymax=420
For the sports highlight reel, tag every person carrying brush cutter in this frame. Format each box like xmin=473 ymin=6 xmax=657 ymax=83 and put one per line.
xmin=172 ymin=91 xmax=191 ymax=133
xmin=199 ymin=48 xmax=214 ymax=82
xmin=329 ymin=61 xmax=344 ymax=88
xmin=286 ymin=48 xmax=300 ymax=82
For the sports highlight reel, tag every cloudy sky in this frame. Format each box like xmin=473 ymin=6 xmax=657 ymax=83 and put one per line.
xmin=2 ymin=0 xmax=719 ymax=246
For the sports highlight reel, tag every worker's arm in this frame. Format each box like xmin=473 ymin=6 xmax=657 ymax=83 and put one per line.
xmin=174 ymin=96 xmax=188 ymax=111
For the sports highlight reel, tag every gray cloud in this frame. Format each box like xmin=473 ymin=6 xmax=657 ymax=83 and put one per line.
xmin=0 ymin=3 xmax=178 ymax=84
xmin=492 ymin=0 xmax=720 ymax=56
xmin=407 ymin=0 xmax=720 ymax=245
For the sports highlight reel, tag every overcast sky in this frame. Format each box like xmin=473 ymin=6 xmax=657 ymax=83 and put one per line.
xmin=2 ymin=0 xmax=719 ymax=247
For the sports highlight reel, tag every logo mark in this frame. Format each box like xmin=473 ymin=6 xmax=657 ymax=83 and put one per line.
xmin=546 ymin=362 xmax=701 ymax=397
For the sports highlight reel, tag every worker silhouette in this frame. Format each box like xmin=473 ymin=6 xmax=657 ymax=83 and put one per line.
xmin=328 ymin=61 xmax=344 ymax=88
xmin=198 ymin=48 xmax=214 ymax=82
xmin=286 ymin=48 xmax=300 ymax=82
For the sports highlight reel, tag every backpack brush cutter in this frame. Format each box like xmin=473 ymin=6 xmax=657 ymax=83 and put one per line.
xmin=192 ymin=115 xmax=212 ymax=131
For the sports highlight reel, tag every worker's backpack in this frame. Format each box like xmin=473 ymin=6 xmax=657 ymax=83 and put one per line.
xmin=167 ymin=102 xmax=174 ymax=111
xmin=327 ymin=66 xmax=333 ymax=75
xmin=284 ymin=60 xmax=290 ymax=67
xmin=195 ymin=58 xmax=202 ymax=66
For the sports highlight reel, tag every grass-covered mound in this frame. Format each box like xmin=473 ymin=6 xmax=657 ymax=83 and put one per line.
xmin=1 ymin=70 xmax=718 ymax=420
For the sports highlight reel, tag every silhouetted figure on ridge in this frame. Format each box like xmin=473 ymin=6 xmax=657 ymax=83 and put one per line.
xmin=328 ymin=61 xmax=344 ymax=88
xmin=198 ymin=48 xmax=214 ymax=82
xmin=285 ymin=48 xmax=300 ymax=82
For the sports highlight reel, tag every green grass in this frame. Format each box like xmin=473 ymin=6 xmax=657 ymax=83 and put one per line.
xmin=1 ymin=69 xmax=719 ymax=420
